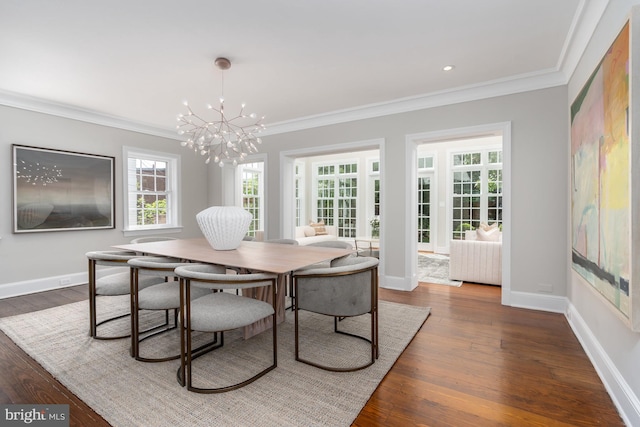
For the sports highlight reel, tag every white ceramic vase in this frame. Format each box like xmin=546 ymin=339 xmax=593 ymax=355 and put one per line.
xmin=196 ymin=206 xmax=252 ymax=250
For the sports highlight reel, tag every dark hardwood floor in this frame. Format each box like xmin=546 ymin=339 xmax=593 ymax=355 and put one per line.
xmin=0 ymin=282 xmax=624 ymax=426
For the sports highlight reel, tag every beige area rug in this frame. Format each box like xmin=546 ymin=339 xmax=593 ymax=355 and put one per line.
xmin=0 ymin=295 xmax=430 ymax=427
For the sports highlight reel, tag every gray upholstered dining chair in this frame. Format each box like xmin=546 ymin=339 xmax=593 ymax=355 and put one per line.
xmin=264 ymin=238 xmax=299 ymax=245
xmin=288 ymin=240 xmax=356 ymax=310
xmin=174 ymin=264 xmax=278 ymax=393
xmin=129 ymin=236 xmax=178 ymax=256
xmin=127 ymin=256 xmax=215 ymax=362
xmin=308 ymin=240 xmax=353 ymax=250
xmin=292 ymin=256 xmax=379 ymax=372
xmin=86 ymin=250 xmax=165 ymax=340
xmin=130 ymin=236 xmax=178 ymax=244
xmin=303 ymin=240 xmax=356 ymax=269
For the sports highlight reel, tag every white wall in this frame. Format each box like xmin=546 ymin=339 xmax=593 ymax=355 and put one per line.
xmin=0 ymin=106 xmax=209 ymax=295
xmin=566 ymin=1 xmax=640 ymax=425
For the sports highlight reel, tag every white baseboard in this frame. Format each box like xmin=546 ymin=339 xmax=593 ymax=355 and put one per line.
xmin=435 ymin=245 xmax=449 ymax=255
xmin=509 ymin=291 xmax=638 ymax=425
xmin=566 ymin=302 xmax=639 ymax=427
xmin=380 ymin=274 xmax=418 ymax=291
xmin=508 ymin=290 xmax=567 ymax=313
xmin=0 ymin=268 xmax=121 ymax=299
xmin=2 ymin=269 xmax=418 ymax=297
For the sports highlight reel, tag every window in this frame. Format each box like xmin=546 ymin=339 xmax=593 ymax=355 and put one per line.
xmin=367 ymin=159 xmax=381 ymax=237
xmin=487 ymin=151 xmax=503 ymax=226
xmin=315 ymin=164 xmax=335 ymax=225
xmin=295 ymin=162 xmax=305 ymax=227
xmin=418 ymin=156 xmax=433 ymax=169
xmin=124 ymin=148 xmax=180 ymax=232
xmin=450 ymin=148 xmax=502 ymax=239
xmin=338 ymin=176 xmax=357 ymax=238
xmin=313 ymin=161 xmax=358 ymax=238
xmin=370 ymin=160 xmax=380 ymax=217
xmin=238 ymin=162 xmax=264 ymax=236
xmin=417 ymin=155 xmax=434 ymax=245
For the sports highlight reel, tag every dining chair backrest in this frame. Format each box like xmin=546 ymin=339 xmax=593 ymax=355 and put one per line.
xmin=130 ymin=236 xmax=178 ymax=244
xmin=174 ymin=264 xmax=278 ymax=393
xmin=85 ymin=250 xmax=164 ymax=340
xmin=308 ymin=240 xmax=353 ymax=250
xmin=264 ymin=238 xmax=299 ymax=245
xmin=292 ymin=256 xmax=379 ymax=371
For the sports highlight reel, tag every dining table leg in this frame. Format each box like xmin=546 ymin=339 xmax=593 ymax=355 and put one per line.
xmin=242 ymin=272 xmax=286 ymax=339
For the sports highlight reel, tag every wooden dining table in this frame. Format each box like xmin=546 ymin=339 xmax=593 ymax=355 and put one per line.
xmin=113 ymin=238 xmax=353 ymax=338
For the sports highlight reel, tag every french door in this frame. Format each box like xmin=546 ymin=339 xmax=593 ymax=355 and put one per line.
xmin=417 ymin=172 xmax=434 ymax=251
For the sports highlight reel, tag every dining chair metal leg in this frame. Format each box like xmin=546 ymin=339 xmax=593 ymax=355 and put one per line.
xmin=128 ymin=257 xmax=220 ymax=363
xmin=88 ymin=257 xmax=130 ymax=340
xmin=175 ymin=267 xmax=278 ymax=393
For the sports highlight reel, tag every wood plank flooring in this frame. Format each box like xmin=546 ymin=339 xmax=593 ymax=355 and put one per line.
xmin=0 ymin=282 xmax=625 ymax=426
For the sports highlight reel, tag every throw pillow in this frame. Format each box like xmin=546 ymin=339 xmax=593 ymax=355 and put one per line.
xmin=303 ymin=225 xmax=316 ymax=237
xmin=476 ymin=227 xmax=500 ymax=242
xmin=309 ymin=220 xmax=328 ymax=235
xmin=479 ymin=222 xmax=499 ymax=231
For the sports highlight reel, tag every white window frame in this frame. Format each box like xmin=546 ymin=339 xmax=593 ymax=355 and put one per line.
xmin=367 ymin=158 xmax=380 ymax=236
xmin=417 ymin=153 xmax=435 ymax=251
xmin=311 ymin=160 xmax=359 ymax=238
xmin=312 ymin=163 xmax=336 ymax=225
xmin=236 ymin=161 xmax=265 ymax=236
xmin=122 ymin=147 xmax=182 ymax=237
xmin=294 ymin=161 xmax=305 ymax=227
xmin=447 ymin=146 xmax=502 ymax=240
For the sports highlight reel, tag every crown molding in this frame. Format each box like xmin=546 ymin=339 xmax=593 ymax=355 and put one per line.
xmin=262 ymin=68 xmax=568 ymax=136
xmin=263 ymin=0 xmax=608 ymax=136
xmin=0 ymin=0 xmax=607 ymax=139
xmin=0 ymin=90 xmax=180 ymax=140
xmin=559 ymin=0 xmax=610 ymax=80
xmin=0 ymin=69 xmax=569 ymax=140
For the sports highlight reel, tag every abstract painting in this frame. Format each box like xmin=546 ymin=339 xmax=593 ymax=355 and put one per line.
xmin=12 ymin=145 xmax=115 ymax=233
xmin=570 ymin=23 xmax=630 ymax=320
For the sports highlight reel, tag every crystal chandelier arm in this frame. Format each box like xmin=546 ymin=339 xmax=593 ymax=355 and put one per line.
xmin=177 ymin=57 xmax=266 ymax=167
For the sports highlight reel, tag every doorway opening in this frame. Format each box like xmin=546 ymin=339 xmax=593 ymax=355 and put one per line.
xmin=280 ymin=138 xmax=385 ymax=279
xmin=406 ymin=123 xmax=511 ymax=304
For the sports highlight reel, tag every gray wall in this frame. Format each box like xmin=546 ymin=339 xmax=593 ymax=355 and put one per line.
xmin=0 ymin=106 xmax=209 ymax=287
xmin=255 ymin=86 xmax=568 ymax=296
xmin=1 ymin=1 xmax=636 ymax=419
xmin=566 ymin=0 xmax=640 ymax=424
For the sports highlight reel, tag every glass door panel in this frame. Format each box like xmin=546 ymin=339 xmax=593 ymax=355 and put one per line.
xmin=417 ymin=174 xmax=433 ymax=251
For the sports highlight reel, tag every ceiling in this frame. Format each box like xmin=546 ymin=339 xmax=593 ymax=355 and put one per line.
xmin=0 ymin=0 xmax=600 ymax=138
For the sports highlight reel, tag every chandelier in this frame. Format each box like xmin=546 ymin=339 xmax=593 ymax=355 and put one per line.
xmin=177 ymin=57 xmax=265 ymax=167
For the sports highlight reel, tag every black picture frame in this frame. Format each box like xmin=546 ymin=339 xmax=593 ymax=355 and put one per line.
xmin=12 ymin=144 xmax=115 ymax=233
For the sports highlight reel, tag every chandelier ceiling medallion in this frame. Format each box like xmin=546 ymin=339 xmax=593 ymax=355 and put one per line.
xmin=177 ymin=57 xmax=265 ymax=167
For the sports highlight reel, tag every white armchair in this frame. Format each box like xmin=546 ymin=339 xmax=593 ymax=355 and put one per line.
xmin=449 ymin=230 xmax=502 ymax=286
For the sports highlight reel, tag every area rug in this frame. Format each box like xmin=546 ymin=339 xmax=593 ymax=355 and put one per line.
xmin=418 ymin=253 xmax=462 ymax=286
xmin=0 ymin=296 xmax=430 ymax=427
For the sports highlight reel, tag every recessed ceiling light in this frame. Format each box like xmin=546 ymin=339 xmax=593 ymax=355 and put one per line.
xmin=443 ymin=65 xmax=455 ymax=71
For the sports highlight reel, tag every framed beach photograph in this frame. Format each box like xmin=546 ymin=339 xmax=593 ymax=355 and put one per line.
xmin=12 ymin=144 xmax=115 ymax=233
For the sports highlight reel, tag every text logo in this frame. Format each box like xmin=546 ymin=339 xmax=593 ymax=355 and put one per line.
xmin=1 ymin=405 xmax=69 ymax=427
